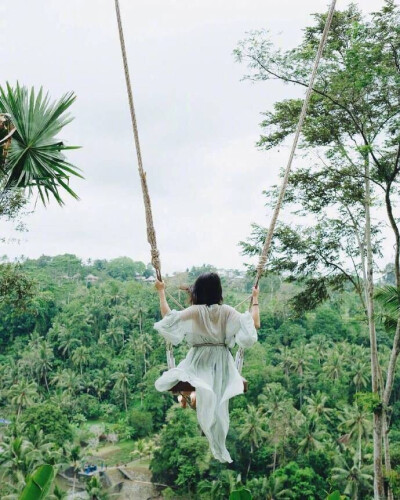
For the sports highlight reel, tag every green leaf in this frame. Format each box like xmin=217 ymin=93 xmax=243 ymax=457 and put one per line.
xmin=229 ymin=488 xmax=253 ymax=500
xmin=0 ymin=82 xmax=82 ymax=206
xmin=19 ymin=464 xmax=55 ymax=500
xmin=326 ymin=491 xmax=346 ymax=500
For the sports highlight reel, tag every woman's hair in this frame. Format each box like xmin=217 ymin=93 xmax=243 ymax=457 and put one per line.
xmin=190 ymin=272 xmax=223 ymax=306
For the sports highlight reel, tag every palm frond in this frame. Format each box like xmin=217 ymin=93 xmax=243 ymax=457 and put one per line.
xmin=375 ymin=285 xmax=400 ymax=331
xmin=0 ymin=82 xmax=82 ymax=205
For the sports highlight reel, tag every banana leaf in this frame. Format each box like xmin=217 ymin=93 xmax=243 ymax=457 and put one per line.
xmin=229 ymin=488 xmax=253 ymax=500
xmin=19 ymin=464 xmax=55 ymax=500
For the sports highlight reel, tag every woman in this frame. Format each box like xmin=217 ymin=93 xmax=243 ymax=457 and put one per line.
xmin=154 ymin=272 xmax=260 ymax=463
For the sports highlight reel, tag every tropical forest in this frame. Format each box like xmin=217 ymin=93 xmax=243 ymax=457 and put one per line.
xmin=1 ymin=2 xmax=400 ymax=500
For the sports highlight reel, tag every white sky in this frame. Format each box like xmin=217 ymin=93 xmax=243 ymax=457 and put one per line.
xmin=0 ymin=0 xmax=386 ymax=273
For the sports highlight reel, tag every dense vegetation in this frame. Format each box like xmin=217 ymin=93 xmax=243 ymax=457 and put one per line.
xmin=0 ymin=2 xmax=399 ymax=499
xmin=0 ymin=254 xmax=399 ymax=499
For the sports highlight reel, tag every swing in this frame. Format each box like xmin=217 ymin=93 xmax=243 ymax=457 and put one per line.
xmin=113 ymin=0 xmax=337 ymax=398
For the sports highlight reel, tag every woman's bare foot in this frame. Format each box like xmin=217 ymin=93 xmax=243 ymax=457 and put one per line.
xmin=178 ymin=391 xmax=192 ymax=408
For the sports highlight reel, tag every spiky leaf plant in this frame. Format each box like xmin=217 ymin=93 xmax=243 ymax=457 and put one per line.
xmin=0 ymin=82 xmax=82 ymax=205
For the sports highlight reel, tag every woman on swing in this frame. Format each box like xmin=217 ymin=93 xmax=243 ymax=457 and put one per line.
xmin=154 ymin=272 xmax=260 ymax=463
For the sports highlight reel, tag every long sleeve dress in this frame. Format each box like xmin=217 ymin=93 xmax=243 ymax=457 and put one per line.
xmin=154 ymin=303 xmax=257 ymax=463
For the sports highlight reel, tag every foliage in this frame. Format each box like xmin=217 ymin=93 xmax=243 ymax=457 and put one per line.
xmin=0 ymin=83 xmax=81 ymax=205
xmin=20 ymin=402 xmax=73 ymax=447
xmin=18 ymin=465 xmax=55 ymax=500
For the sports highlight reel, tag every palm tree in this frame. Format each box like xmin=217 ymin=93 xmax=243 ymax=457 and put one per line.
xmin=131 ymin=439 xmax=149 ymax=461
xmin=113 ymin=371 xmax=131 ymax=412
xmin=71 ymin=346 xmax=90 ymax=375
xmin=34 ymin=340 xmax=54 ymax=391
xmin=57 ymin=326 xmax=80 ymax=356
xmin=49 ymin=485 xmax=68 ymax=500
xmin=239 ymin=405 xmax=267 ymax=477
xmin=247 ymin=475 xmax=294 ymax=500
xmin=375 ymin=284 xmax=400 ymax=331
xmin=0 ymin=83 xmax=81 ymax=205
xmin=351 ymin=361 xmax=369 ymax=392
xmin=85 ymin=475 xmax=111 ymax=500
xmin=276 ymin=346 xmax=292 ymax=386
xmin=106 ymin=326 xmax=124 ymax=349
xmin=290 ymin=344 xmax=311 ymax=407
xmin=51 ymin=368 xmax=82 ymax=395
xmin=331 ymin=453 xmax=373 ymax=500
xmin=133 ymin=334 xmax=153 ymax=375
xmin=198 ymin=470 xmax=238 ymax=500
xmin=90 ymin=372 xmax=110 ymax=400
xmin=339 ymin=405 xmax=372 ymax=468
xmin=259 ymin=383 xmax=298 ymax=470
xmin=323 ymin=352 xmax=344 ymax=383
xmin=298 ymin=416 xmax=327 ymax=455
xmin=8 ymin=378 xmax=38 ymax=416
xmin=304 ymin=391 xmax=334 ymax=424
xmin=0 ymin=436 xmax=36 ymax=482
xmin=63 ymin=443 xmax=83 ymax=499
xmin=308 ymin=335 xmax=331 ymax=365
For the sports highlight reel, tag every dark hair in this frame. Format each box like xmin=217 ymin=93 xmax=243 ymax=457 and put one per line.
xmin=190 ymin=272 xmax=223 ymax=306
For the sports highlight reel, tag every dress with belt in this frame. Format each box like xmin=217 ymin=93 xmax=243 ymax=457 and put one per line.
xmin=154 ymin=303 xmax=257 ymax=463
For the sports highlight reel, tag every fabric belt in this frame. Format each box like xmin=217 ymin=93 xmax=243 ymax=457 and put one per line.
xmin=192 ymin=343 xmax=227 ymax=348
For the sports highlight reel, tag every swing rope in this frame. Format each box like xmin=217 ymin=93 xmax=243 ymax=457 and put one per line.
xmin=114 ymin=0 xmax=161 ymax=281
xmin=114 ymin=0 xmax=337 ymax=375
xmin=235 ymin=0 xmax=337 ymax=372
xmin=114 ymin=0 xmax=175 ymax=369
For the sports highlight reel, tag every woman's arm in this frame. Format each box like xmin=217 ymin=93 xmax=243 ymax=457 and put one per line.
xmin=251 ymin=286 xmax=260 ymax=329
xmin=155 ymin=279 xmax=171 ymax=318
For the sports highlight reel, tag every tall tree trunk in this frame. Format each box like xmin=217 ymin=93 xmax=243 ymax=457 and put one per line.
xmin=273 ymin=444 xmax=277 ymax=472
xmin=247 ymin=444 xmax=253 ymax=479
xmin=380 ymin=181 xmax=400 ymax=500
xmin=383 ymin=414 xmax=394 ymax=500
xmin=364 ymin=159 xmax=385 ymax=499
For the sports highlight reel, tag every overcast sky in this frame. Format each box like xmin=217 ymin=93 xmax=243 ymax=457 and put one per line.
xmin=0 ymin=0 xmax=385 ymax=273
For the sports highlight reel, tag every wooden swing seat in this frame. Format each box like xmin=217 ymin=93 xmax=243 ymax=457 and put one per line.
xmin=169 ymin=379 xmax=248 ymax=394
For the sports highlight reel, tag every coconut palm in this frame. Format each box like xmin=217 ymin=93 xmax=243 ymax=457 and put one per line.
xmin=198 ymin=470 xmax=238 ymax=500
xmin=51 ymin=368 xmax=82 ymax=395
xmin=239 ymin=405 xmax=267 ymax=477
xmin=113 ymin=371 xmax=131 ymax=412
xmin=49 ymin=485 xmax=68 ymax=500
xmin=298 ymin=416 xmax=327 ymax=455
xmin=304 ymin=391 xmax=334 ymax=423
xmin=8 ymin=378 xmax=38 ymax=416
xmin=351 ymin=361 xmax=369 ymax=392
xmin=276 ymin=347 xmax=292 ymax=386
xmin=375 ymin=284 xmax=400 ymax=331
xmin=331 ymin=453 xmax=373 ymax=500
xmin=308 ymin=335 xmax=331 ymax=365
xmin=0 ymin=436 xmax=36 ymax=481
xmin=57 ymin=326 xmax=80 ymax=356
xmin=247 ymin=475 xmax=294 ymax=500
xmin=71 ymin=346 xmax=90 ymax=375
xmin=339 ymin=404 xmax=372 ymax=467
xmin=290 ymin=344 xmax=311 ymax=407
xmin=106 ymin=325 xmax=125 ymax=349
xmin=63 ymin=442 xmax=84 ymax=499
xmin=323 ymin=352 xmax=344 ymax=383
xmin=34 ymin=340 xmax=54 ymax=391
xmin=0 ymin=470 xmax=27 ymax=499
xmin=0 ymin=83 xmax=81 ymax=205
xmin=131 ymin=439 xmax=149 ymax=461
xmin=133 ymin=334 xmax=153 ymax=375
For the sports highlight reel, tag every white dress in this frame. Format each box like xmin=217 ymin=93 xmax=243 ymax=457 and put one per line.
xmin=154 ymin=303 xmax=257 ymax=463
